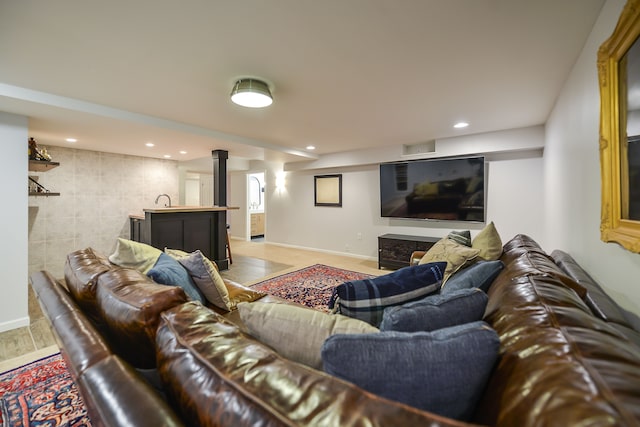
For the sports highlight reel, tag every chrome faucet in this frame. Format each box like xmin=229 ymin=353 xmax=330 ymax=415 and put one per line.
xmin=155 ymin=194 xmax=172 ymax=207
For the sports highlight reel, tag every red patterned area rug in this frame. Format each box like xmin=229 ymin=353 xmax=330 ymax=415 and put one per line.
xmin=0 ymin=353 xmax=91 ymax=427
xmin=251 ymin=264 xmax=374 ymax=312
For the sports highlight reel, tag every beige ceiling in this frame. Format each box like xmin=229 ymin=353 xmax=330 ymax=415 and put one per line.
xmin=0 ymin=0 xmax=605 ymax=166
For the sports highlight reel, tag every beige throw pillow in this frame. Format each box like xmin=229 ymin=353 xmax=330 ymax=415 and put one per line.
xmin=164 ymin=247 xmax=190 ymax=260
xmin=472 ymin=221 xmax=503 ymax=260
xmin=419 ymin=238 xmax=480 ymax=283
xmin=108 ymin=238 xmax=162 ymax=274
xmin=238 ymin=301 xmax=379 ymax=369
xmin=178 ymin=250 xmax=232 ymax=310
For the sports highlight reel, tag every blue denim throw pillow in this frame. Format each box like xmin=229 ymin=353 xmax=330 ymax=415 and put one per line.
xmin=380 ymin=288 xmax=488 ymax=332
xmin=442 ymin=260 xmax=504 ymax=294
xmin=328 ymin=262 xmax=446 ymax=327
xmin=321 ymin=321 xmax=500 ymax=421
xmin=147 ymin=253 xmax=206 ymax=304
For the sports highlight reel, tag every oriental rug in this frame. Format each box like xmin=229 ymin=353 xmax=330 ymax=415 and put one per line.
xmin=250 ymin=264 xmax=375 ymax=312
xmin=0 ymin=353 xmax=91 ymax=427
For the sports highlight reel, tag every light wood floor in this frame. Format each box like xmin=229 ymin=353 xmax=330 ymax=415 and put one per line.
xmin=0 ymin=239 xmax=382 ymax=371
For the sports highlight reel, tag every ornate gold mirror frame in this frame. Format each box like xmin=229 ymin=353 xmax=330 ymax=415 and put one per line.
xmin=598 ymin=0 xmax=640 ymax=252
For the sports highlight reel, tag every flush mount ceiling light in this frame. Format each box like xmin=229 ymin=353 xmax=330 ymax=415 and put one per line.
xmin=453 ymin=122 xmax=469 ymax=129
xmin=230 ymin=78 xmax=273 ymax=108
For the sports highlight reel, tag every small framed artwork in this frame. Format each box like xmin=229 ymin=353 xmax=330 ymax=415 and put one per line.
xmin=314 ymin=174 xmax=342 ymax=207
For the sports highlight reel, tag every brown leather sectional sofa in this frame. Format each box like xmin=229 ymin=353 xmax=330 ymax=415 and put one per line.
xmin=29 ymin=235 xmax=640 ymax=426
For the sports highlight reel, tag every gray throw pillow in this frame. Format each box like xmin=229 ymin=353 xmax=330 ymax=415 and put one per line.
xmin=147 ymin=253 xmax=205 ymax=304
xmin=442 ymin=260 xmax=504 ymax=294
xmin=321 ymin=321 xmax=500 ymax=421
xmin=379 ymin=288 xmax=488 ymax=332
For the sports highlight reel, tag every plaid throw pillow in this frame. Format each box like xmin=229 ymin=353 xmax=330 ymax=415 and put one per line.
xmin=328 ymin=262 xmax=446 ymax=326
xmin=448 ymin=230 xmax=472 ymax=247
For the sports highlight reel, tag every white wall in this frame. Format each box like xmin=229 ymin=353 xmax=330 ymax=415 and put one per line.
xmin=265 ymin=145 xmax=544 ymax=261
xmin=545 ymin=0 xmax=640 ymax=313
xmin=0 ymin=112 xmax=28 ymax=332
xmin=228 ymin=170 xmax=248 ymax=240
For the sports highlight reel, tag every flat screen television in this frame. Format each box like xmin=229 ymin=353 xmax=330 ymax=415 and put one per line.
xmin=380 ymin=156 xmax=485 ymax=222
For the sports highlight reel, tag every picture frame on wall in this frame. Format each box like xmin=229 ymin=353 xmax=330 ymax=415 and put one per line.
xmin=314 ymin=174 xmax=342 ymax=207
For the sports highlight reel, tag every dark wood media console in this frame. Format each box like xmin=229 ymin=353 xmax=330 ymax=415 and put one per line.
xmin=378 ymin=234 xmax=439 ymax=270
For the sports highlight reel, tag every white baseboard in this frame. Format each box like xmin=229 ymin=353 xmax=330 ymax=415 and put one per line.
xmin=266 ymin=241 xmax=377 ymax=262
xmin=0 ymin=316 xmax=30 ymax=333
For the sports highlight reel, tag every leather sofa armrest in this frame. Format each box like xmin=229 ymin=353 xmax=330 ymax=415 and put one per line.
xmin=79 ymin=355 xmax=184 ymax=427
xmin=410 ymin=251 xmax=426 ymax=266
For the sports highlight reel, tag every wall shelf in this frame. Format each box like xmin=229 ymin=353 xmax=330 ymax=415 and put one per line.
xmin=29 ymin=160 xmax=60 ymax=172
xmin=29 ymin=192 xmax=61 ymax=197
xmin=28 ymin=160 xmax=60 ymax=196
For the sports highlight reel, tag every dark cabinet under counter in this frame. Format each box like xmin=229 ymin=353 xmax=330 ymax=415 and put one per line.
xmin=130 ymin=215 xmax=145 ymax=243
xmin=378 ymin=234 xmax=439 ymax=270
xmin=129 ymin=206 xmax=238 ymax=271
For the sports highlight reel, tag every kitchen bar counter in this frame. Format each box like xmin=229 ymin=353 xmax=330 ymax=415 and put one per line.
xmin=129 ymin=206 xmax=238 ymax=270
xmin=140 ymin=206 xmax=238 ymax=214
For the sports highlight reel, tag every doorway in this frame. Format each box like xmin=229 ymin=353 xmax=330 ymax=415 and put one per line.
xmin=248 ymin=172 xmax=265 ymax=241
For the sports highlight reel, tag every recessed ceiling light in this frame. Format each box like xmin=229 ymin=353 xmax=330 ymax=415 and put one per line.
xmin=306 ymin=145 xmax=316 ymax=150
xmin=145 ymin=142 xmax=155 ymax=147
xmin=179 ymin=150 xmax=187 ymax=154
xmin=65 ymin=138 xmax=77 ymax=143
xmin=163 ymin=154 xmax=171 ymax=158
xmin=453 ymin=122 xmax=469 ymax=129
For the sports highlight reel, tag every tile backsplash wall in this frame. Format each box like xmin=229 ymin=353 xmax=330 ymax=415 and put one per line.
xmin=28 ymin=146 xmax=179 ymax=279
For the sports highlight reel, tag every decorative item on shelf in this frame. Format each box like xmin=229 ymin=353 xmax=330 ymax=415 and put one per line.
xmin=29 ymin=177 xmax=50 ymax=194
xmin=28 ymin=137 xmax=52 ymax=161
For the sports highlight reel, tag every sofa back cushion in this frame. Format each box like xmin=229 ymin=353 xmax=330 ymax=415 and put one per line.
xmin=96 ymin=268 xmax=188 ymax=369
xmin=477 ymin=235 xmax=640 ymax=426
xmin=30 ymin=270 xmax=112 ymax=379
xmin=155 ymin=302 xmax=470 ymax=427
xmin=551 ymin=250 xmax=640 ymax=330
xmin=499 ymin=233 xmax=548 ymax=265
xmin=64 ymin=247 xmax=113 ymax=328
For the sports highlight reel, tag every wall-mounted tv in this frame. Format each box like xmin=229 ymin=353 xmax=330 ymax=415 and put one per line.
xmin=380 ymin=156 xmax=485 ymax=222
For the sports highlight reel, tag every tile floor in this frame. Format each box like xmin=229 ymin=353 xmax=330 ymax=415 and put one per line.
xmin=0 ymin=238 xmax=382 ymax=370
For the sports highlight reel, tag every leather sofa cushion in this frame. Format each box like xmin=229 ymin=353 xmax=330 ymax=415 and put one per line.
xmin=30 ymin=270 xmax=112 ymax=379
xmin=551 ymin=250 xmax=637 ymax=324
xmin=156 ymin=302 xmax=469 ymax=427
xmin=502 ymin=250 xmax=588 ymax=300
xmin=30 ymin=270 xmax=185 ymax=427
xmin=477 ymin=235 xmax=640 ymax=426
xmin=78 ymin=355 xmax=183 ymax=427
xmin=96 ymin=268 xmax=188 ymax=369
xmin=64 ymin=247 xmax=113 ymax=328
xmin=500 ymin=233 xmax=551 ymax=266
